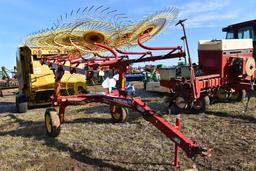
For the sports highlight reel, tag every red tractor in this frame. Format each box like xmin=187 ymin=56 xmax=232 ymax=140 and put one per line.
xmin=160 ymin=19 xmax=256 ymax=113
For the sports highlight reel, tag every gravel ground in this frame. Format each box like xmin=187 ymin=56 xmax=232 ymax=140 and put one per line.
xmin=0 ymin=82 xmax=255 ymax=171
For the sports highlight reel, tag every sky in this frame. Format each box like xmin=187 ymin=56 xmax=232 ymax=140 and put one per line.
xmin=0 ymin=0 xmax=256 ymax=69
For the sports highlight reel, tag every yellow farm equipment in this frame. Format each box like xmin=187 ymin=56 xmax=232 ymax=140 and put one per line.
xmin=15 ymin=46 xmax=86 ymax=113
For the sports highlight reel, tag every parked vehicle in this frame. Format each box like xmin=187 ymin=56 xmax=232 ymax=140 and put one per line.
xmin=159 ymin=20 xmax=256 ymax=113
xmin=15 ymin=46 xmax=86 ymax=113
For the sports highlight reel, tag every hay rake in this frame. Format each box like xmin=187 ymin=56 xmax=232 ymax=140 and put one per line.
xmin=26 ymin=6 xmax=210 ymax=167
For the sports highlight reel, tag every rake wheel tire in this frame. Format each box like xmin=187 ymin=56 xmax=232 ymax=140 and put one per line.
xmin=110 ymin=105 xmax=128 ymax=123
xmin=45 ymin=108 xmax=61 ymax=137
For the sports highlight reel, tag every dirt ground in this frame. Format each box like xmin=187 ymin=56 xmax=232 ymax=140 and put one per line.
xmin=0 ymin=82 xmax=255 ymax=171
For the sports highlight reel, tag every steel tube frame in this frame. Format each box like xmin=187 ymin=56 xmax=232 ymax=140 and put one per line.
xmin=41 ymin=35 xmax=210 ymax=165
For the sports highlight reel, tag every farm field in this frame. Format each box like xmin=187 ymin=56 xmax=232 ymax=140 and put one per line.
xmin=0 ymin=82 xmax=255 ymax=171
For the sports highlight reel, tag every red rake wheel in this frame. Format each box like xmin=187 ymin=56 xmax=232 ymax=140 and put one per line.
xmin=45 ymin=108 xmax=61 ymax=137
xmin=110 ymin=104 xmax=128 ymax=123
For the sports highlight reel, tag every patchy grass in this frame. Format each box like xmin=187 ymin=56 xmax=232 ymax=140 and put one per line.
xmin=0 ymin=85 xmax=255 ymax=171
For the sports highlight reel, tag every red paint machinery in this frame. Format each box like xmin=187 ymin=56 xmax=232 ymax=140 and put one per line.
xmin=40 ymin=34 xmax=211 ymax=167
xmin=159 ymin=20 xmax=256 ymax=113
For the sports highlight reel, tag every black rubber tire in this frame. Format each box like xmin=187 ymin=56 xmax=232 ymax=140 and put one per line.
xmin=192 ymin=96 xmax=210 ymax=113
xmin=230 ymin=89 xmax=246 ymax=102
xmin=217 ymin=86 xmax=228 ymax=101
xmin=169 ymin=104 xmax=181 ymax=115
xmin=45 ymin=108 xmax=61 ymax=137
xmin=110 ymin=105 xmax=128 ymax=123
xmin=16 ymin=94 xmax=28 ymax=113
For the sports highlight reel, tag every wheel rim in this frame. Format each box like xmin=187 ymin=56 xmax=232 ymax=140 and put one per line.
xmin=111 ymin=105 xmax=116 ymax=113
xmin=193 ymin=100 xmax=203 ymax=110
xmin=176 ymin=96 xmax=187 ymax=109
xmin=111 ymin=105 xmax=121 ymax=120
xmin=45 ymin=114 xmax=52 ymax=133
xmin=217 ymin=88 xmax=227 ymax=100
xmin=112 ymin=110 xmax=122 ymax=120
